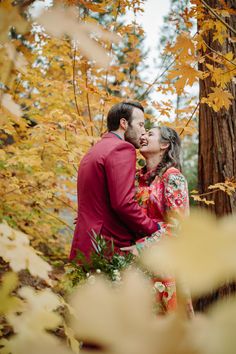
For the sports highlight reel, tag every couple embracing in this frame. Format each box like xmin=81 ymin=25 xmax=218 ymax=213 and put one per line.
xmin=70 ymin=101 xmax=190 ymax=314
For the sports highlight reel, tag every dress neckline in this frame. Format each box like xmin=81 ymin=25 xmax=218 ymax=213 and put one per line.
xmin=138 ymin=166 xmax=180 ymax=185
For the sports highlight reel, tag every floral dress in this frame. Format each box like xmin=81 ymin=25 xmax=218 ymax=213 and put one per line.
xmin=135 ymin=166 xmax=189 ymax=314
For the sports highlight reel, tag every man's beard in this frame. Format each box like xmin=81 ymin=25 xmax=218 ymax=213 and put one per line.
xmin=124 ymin=128 xmax=140 ymax=148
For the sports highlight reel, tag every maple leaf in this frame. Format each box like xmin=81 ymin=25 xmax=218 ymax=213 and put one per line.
xmin=78 ymin=0 xmax=108 ymax=13
xmin=1 ymin=94 xmax=22 ymax=118
xmin=189 ymin=298 xmax=236 ymax=354
xmin=37 ymin=6 xmax=120 ymax=68
xmin=152 ymin=100 xmax=173 ymax=118
xmin=168 ymin=63 xmax=202 ymax=94
xmin=63 ymin=323 xmax=80 ymax=354
xmin=69 ymin=269 xmax=162 ymax=353
xmin=1 ymin=286 xmax=64 ymax=354
xmin=213 ymin=21 xmax=227 ymax=45
xmin=0 ymin=1 xmax=29 ymax=44
xmin=5 ymin=43 xmax=28 ymax=74
xmin=1 ymin=331 xmax=72 ymax=354
xmin=68 ymin=269 xmax=204 ymax=354
xmin=168 ymin=32 xmax=195 ymax=58
xmin=0 ymin=222 xmax=52 ymax=285
xmin=190 ymin=194 xmax=215 ymax=204
xmin=208 ymin=180 xmax=236 ymax=196
xmin=205 ymin=63 xmax=235 ymax=88
xmin=142 ymin=211 xmax=236 ymax=296
xmin=0 ymin=272 xmax=22 ymax=315
xmin=201 ymin=87 xmax=233 ymax=111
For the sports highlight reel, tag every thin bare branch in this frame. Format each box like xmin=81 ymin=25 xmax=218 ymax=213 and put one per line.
xmin=52 ymin=194 xmax=77 ymax=212
xmin=200 ymin=0 xmax=236 ymax=36
xmin=179 ymin=102 xmax=199 ymax=136
xmin=138 ymin=32 xmax=199 ymax=100
xmin=85 ymin=66 xmax=94 ymax=136
xmin=1 ymin=184 xmax=77 ymax=213
xmin=0 ymin=51 xmax=16 ymax=103
xmin=100 ymin=0 xmax=121 ymax=133
xmin=37 ymin=205 xmax=74 ymax=231
xmin=203 ymin=40 xmax=236 ymax=68
xmin=72 ymin=47 xmax=90 ymax=136
xmin=137 ymin=57 xmax=177 ymax=100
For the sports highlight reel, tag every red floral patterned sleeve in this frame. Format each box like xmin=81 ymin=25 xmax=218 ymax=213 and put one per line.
xmin=135 ymin=170 xmax=189 ymax=251
xmin=163 ymin=172 xmax=189 ymax=218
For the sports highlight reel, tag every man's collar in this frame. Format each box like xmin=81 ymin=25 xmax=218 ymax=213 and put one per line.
xmin=110 ymin=131 xmax=124 ymax=140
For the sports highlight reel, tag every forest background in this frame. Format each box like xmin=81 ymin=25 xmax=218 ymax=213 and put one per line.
xmin=0 ymin=0 xmax=236 ymax=353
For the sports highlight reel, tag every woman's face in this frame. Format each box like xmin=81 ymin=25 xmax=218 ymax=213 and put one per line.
xmin=139 ymin=128 xmax=169 ymax=156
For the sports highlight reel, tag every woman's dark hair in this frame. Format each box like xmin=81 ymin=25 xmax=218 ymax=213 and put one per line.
xmin=107 ymin=101 xmax=144 ymax=131
xmin=146 ymin=126 xmax=182 ymax=184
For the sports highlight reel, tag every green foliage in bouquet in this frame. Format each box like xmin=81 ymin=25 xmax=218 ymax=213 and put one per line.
xmin=60 ymin=232 xmax=135 ymax=293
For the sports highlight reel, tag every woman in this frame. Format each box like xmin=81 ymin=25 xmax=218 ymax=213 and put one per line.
xmin=136 ymin=125 xmax=189 ymax=243
xmin=123 ymin=125 xmax=192 ymax=315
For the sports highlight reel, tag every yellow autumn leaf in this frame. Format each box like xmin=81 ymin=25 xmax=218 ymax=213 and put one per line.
xmin=0 ymin=222 xmax=52 ymax=285
xmin=0 ymin=3 xmax=29 ymax=44
xmin=201 ymin=87 xmax=233 ymax=112
xmin=68 ymin=269 xmax=204 ymax=354
xmin=3 ymin=287 xmax=63 ymax=354
xmin=224 ymin=51 xmax=234 ymax=61
xmin=205 ymin=64 xmax=235 ymax=88
xmin=196 ymin=33 xmax=207 ymax=52
xmin=37 ymin=6 xmax=120 ymax=68
xmin=190 ymin=190 xmax=199 ymax=194
xmin=69 ymin=269 xmax=160 ymax=353
xmin=213 ymin=21 xmax=227 ymax=45
xmin=79 ymin=0 xmax=108 ymax=13
xmin=204 ymin=200 xmax=215 ymax=205
xmin=5 ymin=43 xmax=28 ymax=74
xmin=0 ymin=272 xmax=22 ymax=315
xmin=191 ymin=195 xmax=214 ymax=205
xmin=192 ymin=299 xmax=236 ymax=354
xmin=2 ymin=332 xmax=72 ymax=354
xmin=168 ymin=32 xmax=195 ymax=58
xmin=208 ymin=181 xmax=236 ymax=196
xmin=18 ymin=287 xmax=61 ymax=313
xmin=63 ymin=323 xmax=80 ymax=354
xmin=0 ymin=149 xmax=6 ymax=160
xmin=142 ymin=210 xmax=236 ymax=296
xmin=1 ymin=94 xmax=22 ymax=118
xmin=168 ymin=63 xmax=201 ymax=94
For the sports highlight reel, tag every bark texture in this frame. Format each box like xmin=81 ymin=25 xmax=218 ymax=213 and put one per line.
xmin=195 ymin=0 xmax=236 ymax=313
xmin=198 ymin=0 xmax=236 ymax=216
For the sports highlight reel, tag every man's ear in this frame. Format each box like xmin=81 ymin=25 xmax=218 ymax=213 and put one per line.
xmin=120 ymin=118 xmax=128 ymax=130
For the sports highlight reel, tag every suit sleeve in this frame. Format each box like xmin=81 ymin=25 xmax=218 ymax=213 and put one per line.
xmin=104 ymin=143 xmax=158 ymax=236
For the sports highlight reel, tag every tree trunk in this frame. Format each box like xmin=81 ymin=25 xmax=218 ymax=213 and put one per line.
xmin=195 ymin=0 xmax=236 ymax=312
xmin=198 ymin=0 xmax=236 ymax=217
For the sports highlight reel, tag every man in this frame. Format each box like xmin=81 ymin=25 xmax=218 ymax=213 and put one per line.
xmin=70 ymin=101 xmax=159 ymax=260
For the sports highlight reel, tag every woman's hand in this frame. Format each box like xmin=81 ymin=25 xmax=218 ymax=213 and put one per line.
xmin=186 ymin=299 xmax=195 ymax=319
xmin=120 ymin=245 xmax=139 ymax=256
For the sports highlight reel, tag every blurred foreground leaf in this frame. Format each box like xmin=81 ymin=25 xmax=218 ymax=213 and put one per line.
xmin=142 ymin=210 xmax=236 ymax=296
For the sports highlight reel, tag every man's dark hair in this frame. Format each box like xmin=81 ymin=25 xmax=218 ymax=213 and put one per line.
xmin=107 ymin=101 xmax=144 ymax=131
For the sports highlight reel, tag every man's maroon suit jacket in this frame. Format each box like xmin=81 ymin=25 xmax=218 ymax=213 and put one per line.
xmin=69 ymin=132 xmax=158 ymax=260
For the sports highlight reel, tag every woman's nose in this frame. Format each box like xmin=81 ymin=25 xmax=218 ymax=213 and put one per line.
xmin=140 ymin=132 xmax=148 ymax=139
xmin=140 ymin=134 xmax=147 ymax=144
